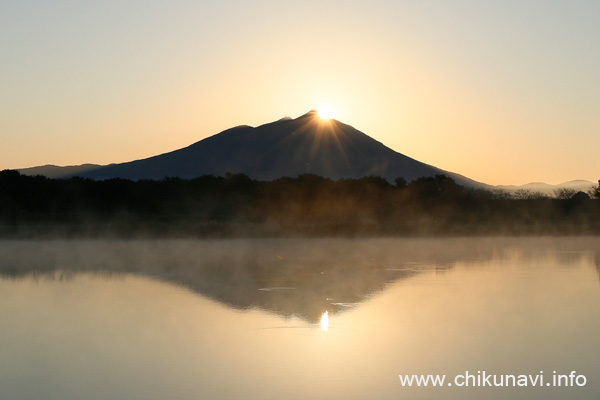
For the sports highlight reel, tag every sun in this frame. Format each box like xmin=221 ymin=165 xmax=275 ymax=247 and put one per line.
xmin=317 ymin=105 xmax=335 ymax=120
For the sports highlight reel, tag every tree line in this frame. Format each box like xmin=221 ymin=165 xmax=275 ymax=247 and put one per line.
xmin=0 ymin=170 xmax=598 ymax=237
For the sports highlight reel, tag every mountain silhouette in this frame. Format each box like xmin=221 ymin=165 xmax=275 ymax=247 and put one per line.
xmin=20 ymin=110 xmax=483 ymax=186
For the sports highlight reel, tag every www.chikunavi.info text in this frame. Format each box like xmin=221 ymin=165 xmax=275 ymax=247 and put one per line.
xmin=399 ymin=371 xmax=587 ymax=388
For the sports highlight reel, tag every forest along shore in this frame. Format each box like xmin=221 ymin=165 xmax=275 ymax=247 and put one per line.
xmin=1 ymin=170 xmax=599 ymax=238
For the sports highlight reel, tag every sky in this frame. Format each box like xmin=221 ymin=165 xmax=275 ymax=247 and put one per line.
xmin=1 ymin=0 xmax=599 ymax=185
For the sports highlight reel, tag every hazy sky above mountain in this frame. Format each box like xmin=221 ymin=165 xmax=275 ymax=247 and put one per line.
xmin=2 ymin=0 xmax=599 ymax=185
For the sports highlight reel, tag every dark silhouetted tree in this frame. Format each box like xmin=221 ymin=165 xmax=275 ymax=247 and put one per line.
xmin=394 ymin=177 xmax=407 ymax=189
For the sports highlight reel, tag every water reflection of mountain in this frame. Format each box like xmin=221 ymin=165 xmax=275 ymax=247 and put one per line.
xmin=1 ymin=238 xmax=599 ymax=322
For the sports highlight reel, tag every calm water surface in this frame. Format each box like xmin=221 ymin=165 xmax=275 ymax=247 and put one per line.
xmin=0 ymin=237 xmax=599 ymax=400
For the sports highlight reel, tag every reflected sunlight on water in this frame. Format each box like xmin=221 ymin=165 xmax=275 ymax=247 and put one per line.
xmin=321 ymin=310 xmax=329 ymax=332
xmin=0 ymin=238 xmax=599 ymax=400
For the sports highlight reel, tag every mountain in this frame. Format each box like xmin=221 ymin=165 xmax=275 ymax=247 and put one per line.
xmin=19 ymin=110 xmax=484 ymax=186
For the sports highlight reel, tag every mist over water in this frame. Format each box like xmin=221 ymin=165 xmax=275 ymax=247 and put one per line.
xmin=0 ymin=237 xmax=599 ymax=400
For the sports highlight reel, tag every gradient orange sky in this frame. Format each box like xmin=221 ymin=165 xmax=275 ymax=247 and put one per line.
xmin=2 ymin=1 xmax=599 ymax=185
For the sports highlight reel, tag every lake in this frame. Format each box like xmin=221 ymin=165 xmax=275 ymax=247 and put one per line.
xmin=0 ymin=237 xmax=599 ymax=399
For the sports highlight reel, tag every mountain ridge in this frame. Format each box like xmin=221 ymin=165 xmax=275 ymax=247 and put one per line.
xmin=21 ymin=110 xmax=480 ymax=185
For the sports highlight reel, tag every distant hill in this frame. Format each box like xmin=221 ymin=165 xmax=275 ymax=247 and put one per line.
xmin=495 ymin=180 xmax=595 ymax=195
xmin=18 ymin=164 xmax=102 ymax=179
xmin=18 ymin=110 xmax=484 ymax=187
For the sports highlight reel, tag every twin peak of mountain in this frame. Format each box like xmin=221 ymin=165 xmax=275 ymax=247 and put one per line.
xmin=20 ymin=110 xmax=479 ymax=187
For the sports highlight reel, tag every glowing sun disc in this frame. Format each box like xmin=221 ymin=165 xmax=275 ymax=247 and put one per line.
xmin=317 ymin=106 xmax=334 ymax=120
